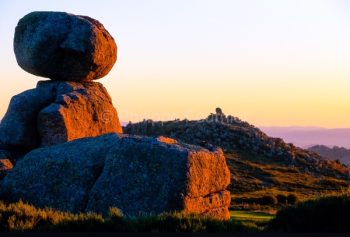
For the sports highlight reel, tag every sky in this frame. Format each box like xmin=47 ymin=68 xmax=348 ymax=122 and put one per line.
xmin=0 ymin=0 xmax=350 ymax=128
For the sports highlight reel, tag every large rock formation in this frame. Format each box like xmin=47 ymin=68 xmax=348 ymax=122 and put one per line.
xmin=86 ymin=135 xmax=230 ymax=219
xmin=0 ymin=12 xmax=232 ymax=221
xmin=14 ymin=11 xmax=117 ymax=82
xmin=0 ymin=134 xmax=231 ymax=219
xmin=0 ymin=81 xmax=122 ymax=150
xmin=0 ymin=11 xmax=121 ymax=156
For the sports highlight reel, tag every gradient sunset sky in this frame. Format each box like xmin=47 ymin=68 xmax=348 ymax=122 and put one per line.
xmin=1 ymin=0 xmax=350 ymax=128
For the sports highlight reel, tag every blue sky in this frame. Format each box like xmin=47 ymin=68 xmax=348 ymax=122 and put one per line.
xmin=1 ymin=0 xmax=350 ymax=127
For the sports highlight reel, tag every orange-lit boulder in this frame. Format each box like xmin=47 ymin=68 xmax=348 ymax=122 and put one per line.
xmin=86 ymin=135 xmax=231 ymax=219
xmin=0 ymin=134 xmax=231 ymax=220
xmin=0 ymin=80 xmax=122 ymax=150
xmin=38 ymin=81 xmax=122 ymax=146
xmin=14 ymin=11 xmax=117 ymax=82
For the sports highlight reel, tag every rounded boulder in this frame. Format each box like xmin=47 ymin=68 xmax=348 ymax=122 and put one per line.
xmin=14 ymin=11 xmax=117 ymax=82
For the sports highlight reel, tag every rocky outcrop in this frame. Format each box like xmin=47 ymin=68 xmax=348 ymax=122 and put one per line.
xmin=0 ymin=81 xmax=122 ymax=150
xmin=14 ymin=11 xmax=117 ymax=82
xmin=0 ymin=12 xmax=231 ymax=221
xmin=0 ymin=11 xmax=121 ymax=154
xmin=0 ymin=134 xmax=118 ymax=212
xmin=86 ymin=135 xmax=230 ymax=218
xmin=124 ymin=109 xmax=350 ymax=179
xmin=38 ymin=81 xmax=122 ymax=146
xmin=0 ymin=82 xmax=56 ymax=149
xmin=0 ymin=134 xmax=231 ymax=219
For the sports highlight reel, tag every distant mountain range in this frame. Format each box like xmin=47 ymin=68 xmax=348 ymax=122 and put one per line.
xmin=259 ymin=126 xmax=350 ymax=149
xmin=308 ymin=145 xmax=350 ymax=166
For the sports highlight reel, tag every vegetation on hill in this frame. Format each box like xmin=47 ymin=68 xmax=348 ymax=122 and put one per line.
xmin=3 ymin=196 xmax=350 ymax=232
xmin=124 ymin=109 xmax=350 ymax=208
xmin=268 ymin=195 xmax=350 ymax=232
xmin=308 ymin=145 xmax=350 ymax=166
xmin=0 ymin=200 xmax=254 ymax=232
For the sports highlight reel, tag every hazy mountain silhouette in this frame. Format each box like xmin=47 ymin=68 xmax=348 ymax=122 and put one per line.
xmin=259 ymin=126 xmax=350 ymax=149
xmin=308 ymin=145 xmax=350 ymax=166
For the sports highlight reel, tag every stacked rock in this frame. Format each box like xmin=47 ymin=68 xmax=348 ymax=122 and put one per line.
xmin=0 ymin=11 xmax=122 ymax=159
xmin=0 ymin=12 xmax=231 ymax=220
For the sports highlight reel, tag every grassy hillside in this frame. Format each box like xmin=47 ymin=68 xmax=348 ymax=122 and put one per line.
xmin=124 ymin=110 xmax=350 ymax=209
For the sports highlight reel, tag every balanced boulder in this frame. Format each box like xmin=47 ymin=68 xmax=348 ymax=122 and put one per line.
xmin=14 ymin=11 xmax=117 ymax=82
xmin=0 ymin=134 xmax=231 ymax=220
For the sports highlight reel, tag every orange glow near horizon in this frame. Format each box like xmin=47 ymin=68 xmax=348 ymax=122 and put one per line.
xmin=1 ymin=0 xmax=350 ymax=129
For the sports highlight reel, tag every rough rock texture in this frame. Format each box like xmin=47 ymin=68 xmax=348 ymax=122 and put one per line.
xmin=124 ymin=111 xmax=350 ymax=179
xmin=86 ymin=135 xmax=230 ymax=218
xmin=0 ymin=82 xmax=56 ymax=149
xmin=0 ymin=134 xmax=118 ymax=212
xmin=0 ymin=80 xmax=122 ymax=149
xmin=38 ymin=81 xmax=122 ymax=146
xmin=14 ymin=11 xmax=117 ymax=82
xmin=0 ymin=134 xmax=231 ymax=219
xmin=0 ymin=159 xmax=13 ymax=180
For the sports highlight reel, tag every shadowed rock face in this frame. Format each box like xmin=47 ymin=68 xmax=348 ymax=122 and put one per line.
xmin=14 ymin=11 xmax=117 ymax=82
xmin=0 ymin=80 xmax=122 ymax=150
xmin=0 ymin=134 xmax=231 ymax=220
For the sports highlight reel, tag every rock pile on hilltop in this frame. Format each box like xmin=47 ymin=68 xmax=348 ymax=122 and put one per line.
xmin=124 ymin=109 xmax=350 ymax=179
xmin=0 ymin=12 xmax=231 ymax=220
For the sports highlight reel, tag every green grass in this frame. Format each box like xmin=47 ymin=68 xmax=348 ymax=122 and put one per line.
xmin=230 ymin=210 xmax=275 ymax=222
xmin=230 ymin=210 xmax=275 ymax=230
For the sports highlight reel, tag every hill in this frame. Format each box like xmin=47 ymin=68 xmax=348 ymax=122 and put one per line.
xmin=308 ymin=145 xmax=350 ymax=166
xmin=260 ymin=126 xmax=350 ymax=149
xmin=124 ymin=109 xmax=350 ymax=208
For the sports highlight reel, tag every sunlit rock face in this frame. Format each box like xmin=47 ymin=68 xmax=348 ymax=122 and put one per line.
xmin=14 ymin=11 xmax=117 ymax=82
xmin=0 ymin=134 xmax=231 ymax=220
xmin=37 ymin=81 xmax=122 ymax=147
xmin=0 ymin=12 xmax=231 ymax=221
xmin=0 ymin=81 xmax=122 ymax=150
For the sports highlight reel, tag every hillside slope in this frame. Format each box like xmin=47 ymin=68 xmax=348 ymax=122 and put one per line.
xmin=124 ymin=110 xmax=350 ymax=202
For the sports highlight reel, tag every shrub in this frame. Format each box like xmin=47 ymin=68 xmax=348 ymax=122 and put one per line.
xmin=258 ymin=195 xmax=278 ymax=205
xmin=268 ymin=195 xmax=350 ymax=232
xmin=276 ymin=194 xmax=287 ymax=205
xmin=286 ymin=194 xmax=298 ymax=205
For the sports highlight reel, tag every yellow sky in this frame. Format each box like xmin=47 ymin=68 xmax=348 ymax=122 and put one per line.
xmin=1 ymin=0 xmax=350 ymax=128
